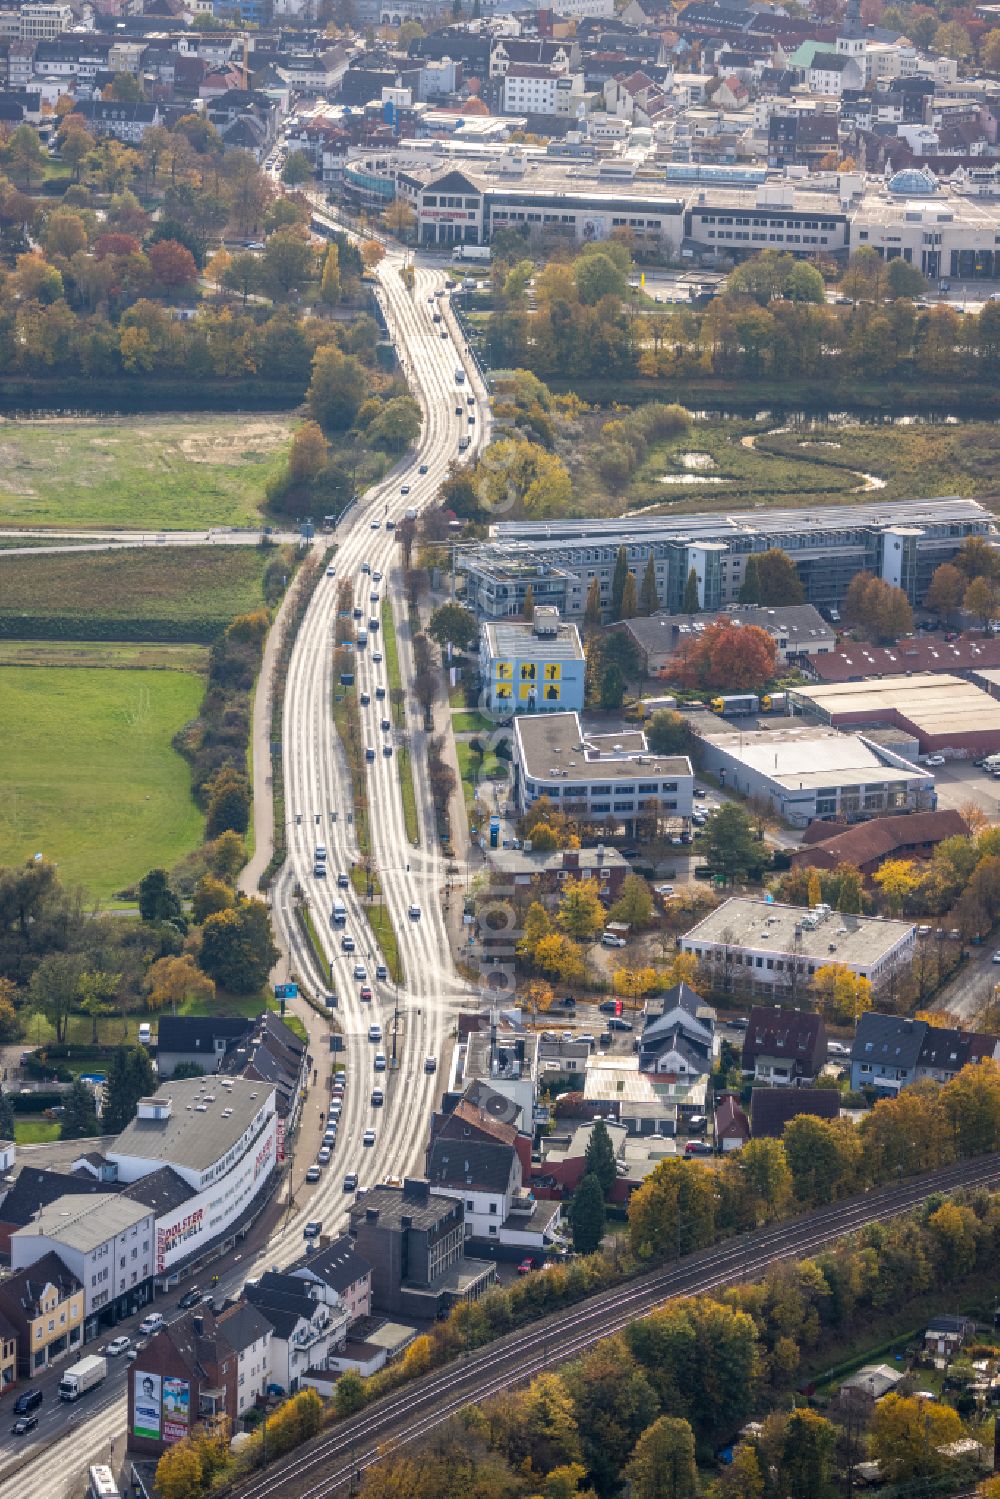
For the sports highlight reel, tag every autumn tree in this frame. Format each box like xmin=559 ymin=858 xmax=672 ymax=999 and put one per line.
xmin=288 ymin=420 xmax=330 ymax=484
xmin=843 ymin=572 xmax=913 ymax=642
xmin=964 ymin=574 xmax=997 ymax=629
xmin=609 ymin=873 xmax=654 ymax=930
xmin=146 ymin=953 xmax=216 ymax=1014
xmin=620 ymin=572 xmax=638 ymax=620
xmin=871 ymin=1395 xmax=963 ymax=1483
xmin=584 ymin=576 xmax=602 ymax=626
xmin=926 ymin=561 xmax=966 ymax=620
xmin=147 ymin=238 xmax=197 ymax=291
xmin=557 ymin=877 xmax=606 ymax=940
xmin=873 ymin=857 xmax=919 ymax=915
xmin=955 ymin=534 xmax=998 ymax=581
xmin=811 ymin=962 xmax=873 ymax=1024
xmin=671 ymin=618 xmax=777 ymax=692
xmin=783 ymin=1115 xmax=861 ymax=1206
xmin=625 ymin=1416 xmax=699 ymax=1499
xmin=307 ymin=343 xmax=366 ymax=432
xmin=320 ymin=242 xmax=341 ymax=305
xmin=198 ymin=899 xmax=278 ymax=993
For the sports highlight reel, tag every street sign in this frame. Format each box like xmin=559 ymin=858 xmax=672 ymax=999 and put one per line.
xmin=274 ymin=983 xmax=298 ymax=1000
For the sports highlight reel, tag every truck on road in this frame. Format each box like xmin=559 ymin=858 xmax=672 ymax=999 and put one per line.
xmin=454 ymin=244 xmax=491 ymax=263
xmin=60 ymin=1353 xmax=108 ymax=1401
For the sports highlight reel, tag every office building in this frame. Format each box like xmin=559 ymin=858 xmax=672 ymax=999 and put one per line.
xmin=480 ymin=607 xmax=585 ymax=716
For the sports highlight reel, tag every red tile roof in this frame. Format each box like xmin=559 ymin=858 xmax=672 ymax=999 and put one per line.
xmin=809 ymin=630 xmax=1000 ymax=683
xmin=791 ymin=809 xmax=970 ymax=871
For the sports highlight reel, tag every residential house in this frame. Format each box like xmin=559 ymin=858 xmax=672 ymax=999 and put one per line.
xmin=218 ymin=1010 xmax=309 ymax=1131
xmin=0 ymin=1251 xmax=84 ymax=1376
xmin=72 ymin=98 xmax=162 ymax=142
xmin=849 ymin=1013 xmax=927 ymax=1094
xmin=426 ymin=1136 xmax=520 ymax=1241
xmin=742 ymin=1006 xmax=827 ymax=1086
xmin=924 ymin=1314 xmax=975 ymax=1358
xmin=805 ymin=50 xmax=863 ymax=93
xmin=347 ymin=1178 xmax=495 ymax=1319
xmin=215 ymin=1301 xmax=273 ymax=1419
xmin=0 ymin=1165 xmax=118 ymax=1261
xmin=0 ymin=1308 xmax=17 ymax=1395
xmin=638 ymin=982 xmax=715 ymax=1077
xmin=539 ymin=1118 xmax=629 ymax=1196
xmin=790 ymin=810 xmax=971 ymax=878
xmin=244 ymin=1271 xmax=348 ymax=1394
xmin=915 ymin=1025 xmax=1000 ymax=1083
xmin=126 ymin=1309 xmax=239 ymax=1456
xmin=290 ymin=1235 xmax=372 ymax=1324
xmin=154 ymin=1016 xmax=253 ymax=1079
xmin=749 ymin=1086 xmax=841 ymax=1138
xmin=714 ymin=1093 xmax=750 ymax=1152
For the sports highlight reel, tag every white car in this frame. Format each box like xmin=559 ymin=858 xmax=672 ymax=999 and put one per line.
xmin=138 ymin=1313 xmax=164 ymax=1336
xmin=370 ymin=519 xmax=380 ymax=530
xmin=354 ymin=962 xmax=366 ymax=981
xmin=368 ymin=1024 xmax=383 ymax=1043
xmin=408 ymin=904 xmax=421 ymax=920
xmin=655 ymin=884 xmax=675 ymax=896
xmin=374 ymin=1052 xmax=387 ymax=1071
xmin=925 ymin=755 xmax=946 ymax=767
xmin=363 ymin=1129 xmax=376 ymax=1147
xmin=318 ymin=1146 xmax=332 ymax=1166
xmin=992 ymin=950 xmax=1000 ymax=964
xmin=105 ymin=1336 xmax=131 ymax=1357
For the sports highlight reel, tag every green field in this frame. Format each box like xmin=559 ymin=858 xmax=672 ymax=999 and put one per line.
xmin=0 ymin=413 xmax=292 ymax=530
xmin=452 ymin=710 xmax=493 ymax=734
xmin=0 ymin=641 xmax=209 ymax=671
xmin=0 ymin=544 xmax=276 ymax=641
xmin=15 ymin=1119 xmax=61 ymax=1144
xmin=0 ymin=665 xmax=204 ymax=900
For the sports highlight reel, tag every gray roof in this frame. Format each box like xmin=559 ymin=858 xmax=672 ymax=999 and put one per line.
xmin=426 ymin=1138 xmax=517 ymax=1195
xmin=621 ymin=604 xmax=832 ymax=654
xmin=156 ymin=1016 xmax=252 ymax=1056
xmin=638 ymin=1029 xmax=709 ymax=1073
xmin=515 ymin=710 xmax=691 ymax=783
xmin=483 ymin=617 xmax=584 ymax=663
xmin=121 ymin=1166 xmax=195 ymax=1216
xmin=641 ymin=984 xmax=713 ymax=1047
xmin=750 ymin=1087 xmax=841 ymax=1138
xmin=0 ymin=1167 xmax=117 ymax=1228
xmin=294 ymin=1234 xmax=371 ymax=1293
xmin=244 ymin=1272 xmax=320 ymax=1339
xmin=19 ymin=1193 xmax=151 ymax=1252
xmin=349 ymin=1179 xmax=463 ymax=1234
xmin=109 ymin=1077 xmax=273 ymax=1175
xmin=851 ymin=1013 xmax=927 ymax=1071
xmin=216 ymin=1299 xmax=273 ymax=1355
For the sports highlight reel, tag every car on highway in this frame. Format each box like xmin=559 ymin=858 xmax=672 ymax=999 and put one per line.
xmin=376 ymin=963 xmax=387 ymax=980
xmin=371 ymin=1088 xmax=384 ymax=1106
xmin=372 ymin=651 xmax=383 ymax=663
xmin=318 ymin=1146 xmax=332 ymax=1166
xmin=409 ymin=903 xmax=421 ymax=920
xmin=305 ymin=1165 xmax=321 ymax=1183
xmin=105 ymin=1336 xmax=131 ymax=1357
xmin=337 ymin=871 xmax=350 ymax=888
xmin=360 ymin=691 xmax=370 ymax=706
xmin=467 ymin=395 xmax=475 ymax=406
xmin=370 ymin=519 xmax=380 ymax=529
xmin=361 ymin=561 xmax=371 ymax=574
xmin=363 ymin=1129 xmax=376 ymax=1147
xmin=440 ymin=329 xmax=448 ymax=339
xmin=341 ymin=934 xmax=355 ymax=952
xmin=419 ymin=464 xmax=428 ymax=474
xmin=381 ymin=718 xmax=391 ymax=732
xmin=13 ymin=1390 xmax=42 ymax=1415
xmin=365 ymin=747 xmax=376 ymax=761
xmin=304 ymin=1220 xmax=322 ymax=1239
xmin=344 ymin=1173 xmax=358 ymax=1191
xmin=11 ymin=1415 xmax=38 ymax=1436
xmin=373 ymin=570 xmax=382 ymax=583
xmin=178 ymin=1287 xmax=203 ymax=1311
xmin=383 ymin=744 xmax=393 ymax=757
xmin=374 ymin=1052 xmax=387 ymax=1071
xmin=368 ymin=1024 xmax=382 ymax=1042
xmin=313 ymin=863 xmax=326 ymax=878
xmin=424 ymin=1055 xmax=437 ymax=1073
xmin=326 ymin=566 xmax=335 ymax=577
xmin=360 ymin=983 xmax=373 ymax=1002
xmin=354 ymin=963 xmax=367 ymax=981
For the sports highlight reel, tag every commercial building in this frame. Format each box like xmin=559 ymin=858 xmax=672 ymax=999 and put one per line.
xmin=347 ymin=1178 xmax=495 ymax=1318
xmin=480 ymin=607 xmax=585 ymax=716
xmin=790 ymin=673 xmax=1000 ymax=756
xmin=127 ymin=1307 xmax=259 ymax=1457
xmin=512 ymin=710 xmax=694 ymax=826
xmin=108 ymin=1077 xmax=279 ymax=1289
xmin=679 ymin=897 xmax=916 ymax=998
xmin=0 ymin=1251 xmax=83 ymax=1375
xmin=615 ymin=604 xmax=836 ymax=676
xmin=11 ymin=1196 xmax=154 ymax=1337
xmin=805 ymin=629 xmax=1000 ymax=685
xmin=458 ymin=498 xmax=995 ymax=621
xmin=694 ymin=722 xmax=934 ymax=828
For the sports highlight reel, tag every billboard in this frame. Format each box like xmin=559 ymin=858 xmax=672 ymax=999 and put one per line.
xmin=162 ymin=1377 xmax=190 ymax=1444
xmin=133 ymin=1371 xmax=161 ymax=1440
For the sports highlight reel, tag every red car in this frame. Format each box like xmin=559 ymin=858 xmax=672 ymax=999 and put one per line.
xmin=517 ymin=1257 xmax=537 ymax=1275
xmin=359 ymin=985 xmax=373 ymax=1002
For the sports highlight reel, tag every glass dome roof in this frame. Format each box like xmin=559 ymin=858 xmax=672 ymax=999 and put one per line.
xmin=887 ymin=167 xmax=938 ymax=196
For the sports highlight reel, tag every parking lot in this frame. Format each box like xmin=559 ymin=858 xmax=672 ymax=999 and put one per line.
xmin=927 ymin=760 xmax=1000 ymax=819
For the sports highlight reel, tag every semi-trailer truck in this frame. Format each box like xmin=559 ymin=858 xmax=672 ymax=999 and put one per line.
xmin=60 ymin=1353 xmax=108 ymax=1401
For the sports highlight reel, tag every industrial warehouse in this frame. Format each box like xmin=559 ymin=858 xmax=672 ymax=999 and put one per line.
xmin=789 ymin=674 xmax=1000 ymax=757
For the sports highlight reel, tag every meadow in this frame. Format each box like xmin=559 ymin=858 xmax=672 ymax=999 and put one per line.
xmin=0 ymin=413 xmax=293 ymax=530
xmin=0 ymin=664 xmax=204 ymax=900
xmin=0 ymin=544 xmax=278 ymax=641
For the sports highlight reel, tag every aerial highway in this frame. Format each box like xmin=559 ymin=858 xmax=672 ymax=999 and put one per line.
xmin=0 ymin=249 xmax=488 ymax=1499
xmin=228 ymin=1153 xmax=1000 ymax=1499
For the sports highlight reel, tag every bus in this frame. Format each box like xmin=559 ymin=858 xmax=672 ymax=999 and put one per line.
xmin=710 ymin=694 xmax=759 ymax=716
xmin=88 ymin=1466 xmax=120 ymax=1499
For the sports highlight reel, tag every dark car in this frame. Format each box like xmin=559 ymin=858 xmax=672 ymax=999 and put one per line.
xmin=178 ymin=1287 xmax=202 ymax=1310
xmin=598 ymin=1000 xmax=620 ymax=1015
xmin=608 ymin=1016 xmax=634 ymax=1032
xmin=13 ymin=1389 xmax=42 ymax=1416
xmin=11 ymin=1414 xmax=38 ymax=1436
xmin=555 ymin=996 xmax=576 ymax=1010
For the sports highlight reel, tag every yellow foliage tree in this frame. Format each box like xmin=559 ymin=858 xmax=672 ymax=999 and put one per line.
xmin=613 ymin=966 xmax=658 ymax=1014
xmin=811 ymin=962 xmax=872 ymax=1024
xmin=873 ymin=858 xmax=918 ymax=915
xmin=154 ymin=1440 xmax=203 ymax=1499
xmin=146 ymin=953 xmax=215 ymax=1014
xmin=534 ymin=933 xmax=586 ymax=984
xmin=659 ymin=951 xmax=702 ymax=993
xmin=807 ymin=869 xmax=822 ymax=908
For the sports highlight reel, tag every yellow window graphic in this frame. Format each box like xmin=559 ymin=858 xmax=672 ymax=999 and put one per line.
xmin=543 ymin=663 xmax=561 ymax=682
xmin=496 ymin=661 xmax=513 ymax=681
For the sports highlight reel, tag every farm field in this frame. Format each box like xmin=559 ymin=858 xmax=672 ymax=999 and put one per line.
xmin=0 ymin=664 xmax=204 ymax=900
xmin=0 ymin=543 xmax=281 ymax=641
xmin=0 ymin=413 xmax=293 ymax=531
xmin=0 ymin=640 xmax=209 ymax=671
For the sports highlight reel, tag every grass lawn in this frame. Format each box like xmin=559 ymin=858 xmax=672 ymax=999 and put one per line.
xmin=456 ymin=741 xmax=508 ymax=812
xmin=15 ymin=1119 xmax=61 ymax=1144
xmin=0 ymin=545 xmax=277 ymax=641
xmin=0 ymin=665 xmax=204 ymax=901
xmin=0 ymin=641 xmax=209 ymax=672
xmin=349 ymin=867 xmax=405 ymax=984
xmin=0 ymin=413 xmax=293 ymax=530
xmin=452 ymin=710 xmax=493 ymax=734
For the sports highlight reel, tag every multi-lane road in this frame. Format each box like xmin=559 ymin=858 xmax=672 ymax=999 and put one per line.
xmin=0 ymin=250 xmax=488 ymax=1498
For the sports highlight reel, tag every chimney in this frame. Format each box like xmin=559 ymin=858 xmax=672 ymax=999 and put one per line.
xmin=366 ymin=1208 xmax=379 ymax=1224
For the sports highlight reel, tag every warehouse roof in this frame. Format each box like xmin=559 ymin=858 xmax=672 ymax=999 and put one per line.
xmin=515 ymin=711 xmax=691 ymax=782
xmin=681 ymin=898 xmax=914 ymax=968
xmin=793 ymin=673 xmax=1000 ymax=740
xmin=696 ymin=723 xmax=927 ymax=790
xmin=110 ymin=1077 xmax=273 ymax=1175
xmin=809 ymin=631 xmax=1000 ymax=683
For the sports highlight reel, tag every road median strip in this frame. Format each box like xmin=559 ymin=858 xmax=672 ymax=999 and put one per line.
xmin=380 ymin=596 xmax=420 ymax=845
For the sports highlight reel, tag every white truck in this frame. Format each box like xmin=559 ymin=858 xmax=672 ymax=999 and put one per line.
xmin=60 ymin=1353 xmax=108 ymax=1401
xmin=455 ymin=244 xmax=490 ymax=263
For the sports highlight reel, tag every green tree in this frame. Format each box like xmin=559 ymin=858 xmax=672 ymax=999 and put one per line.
xmin=199 ymin=899 xmax=278 ymax=993
xmin=611 ymin=546 xmax=629 ymax=619
xmin=599 ymin=662 xmax=626 ymax=710
xmin=367 ymin=395 xmax=421 ymax=452
xmin=704 ymin=803 xmax=762 ymax=883
xmin=103 ymin=1045 xmax=156 ymax=1134
xmin=570 ymin=1172 xmax=606 ymax=1253
xmin=261 ymin=228 xmax=315 ymax=299
xmin=783 ymin=1115 xmax=860 ymax=1206
xmin=61 ymin=1078 xmax=99 ymax=1140
xmin=138 ymin=868 xmax=183 ymax=925
xmin=786 ymin=260 xmax=826 ymax=304
xmin=682 ymin=567 xmax=700 ymax=613
xmin=886 ymin=257 xmax=926 ymax=300
xmin=320 ymin=242 xmax=341 ymax=305
xmin=428 ymin=603 xmax=479 ymax=652
xmin=646 ymin=710 xmax=691 ymax=755
xmin=626 ymin=1297 xmax=759 ymax=1446
xmin=620 ymin=573 xmax=638 ymax=620
xmin=574 ymin=250 xmax=628 ymax=304
xmin=752 ymin=547 xmax=805 ymax=605
xmin=28 ymin=951 xmax=81 ymax=1045
xmin=737 ymin=1136 xmax=793 ymax=1223
xmin=78 ymin=968 xmax=120 ymax=1045
xmin=307 ymin=344 xmax=366 ymax=432
xmin=281 ymin=149 xmax=313 ymax=186
xmin=0 ymin=1087 xmax=14 ymax=1140
xmin=739 ymin=554 xmax=762 ymax=604
xmin=640 ymin=554 xmax=659 ymax=614
xmin=780 ymin=1409 xmax=837 ymax=1499
xmin=206 ymin=769 xmax=250 ymax=838
xmin=566 ymin=1336 xmax=658 ymax=1496
xmin=334 ymin=1370 xmax=367 ymax=1417
xmin=609 ymin=873 xmax=654 ymax=930
xmin=584 ymin=1119 xmax=617 ymax=1197
xmin=8 ymin=123 xmax=46 ymax=190
xmin=625 ymin=1416 xmax=699 ymax=1499
xmin=557 ymin=877 xmax=605 ymax=940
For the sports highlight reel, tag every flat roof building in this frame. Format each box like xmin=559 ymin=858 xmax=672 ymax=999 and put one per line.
xmin=680 ymin=897 xmax=916 ymax=997
xmin=512 ymin=710 xmax=694 ymax=827
xmin=694 ymin=721 xmax=934 ymax=827
xmin=615 ymin=604 xmax=836 ymax=675
xmin=480 ymin=607 xmax=585 ymax=716
xmin=790 ymin=673 xmax=1000 ymax=754
xmin=458 ymin=497 xmax=995 ymax=621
